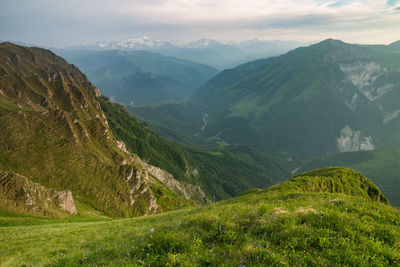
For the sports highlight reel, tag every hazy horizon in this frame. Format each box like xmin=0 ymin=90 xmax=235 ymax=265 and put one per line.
xmin=1 ymin=0 xmax=399 ymax=48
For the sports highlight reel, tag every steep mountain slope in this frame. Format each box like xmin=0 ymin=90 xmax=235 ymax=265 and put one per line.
xmin=57 ymin=49 xmax=218 ymax=105
xmin=186 ymin=39 xmax=400 ymax=158
xmin=99 ymin=96 xmax=289 ymax=201
xmin=2 ymin=167 xmax=399 ymax=266
xmin=129 ymin=100 xmax=205 ymax=145
xmin=0 ymin=42 xmax=204 ymax=217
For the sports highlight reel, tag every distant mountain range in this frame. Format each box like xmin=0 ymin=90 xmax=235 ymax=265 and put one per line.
xmin=57 ymin=49 xmax=218 ymax=106
xmin=64 ymin=36 xmax=303 ymax=69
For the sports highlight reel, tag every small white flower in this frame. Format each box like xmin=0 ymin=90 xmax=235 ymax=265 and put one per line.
xmin=150 ymin=228 xmax=155 ymax=234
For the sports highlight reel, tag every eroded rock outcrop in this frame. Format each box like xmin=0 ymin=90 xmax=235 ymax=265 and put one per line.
xmin=116 ymin=139 xmax=209 ymax=216
xmin=145 ymin=163 xmax=209 ymax=205
xmin=0 ymin=170 xmax=77 ymax=216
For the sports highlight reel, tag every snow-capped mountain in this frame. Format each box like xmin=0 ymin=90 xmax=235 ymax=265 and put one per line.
xmin=81 ymin=36 xmax=174 ymax=50
xmin=63 ymin=37 xmax=303 ymax=69
xmin=71 ymin=36 xmax=300 ymax=52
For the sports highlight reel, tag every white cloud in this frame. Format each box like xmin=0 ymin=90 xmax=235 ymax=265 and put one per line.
xmin=1 ymin=0 xmax=399 ymax=46
xmin=116 ymin=0 xmax=391 ymax=22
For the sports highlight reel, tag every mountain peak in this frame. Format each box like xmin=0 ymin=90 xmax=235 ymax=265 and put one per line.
xmin=0 ymin=41 xmax=15 ymax=47
xmin=318 ymin=38 xmax=347 ymax=47
xmin=389 ymin=40 xmax=400 ymax=47
xmin=289 ymin=167 xmax=389 ymax=204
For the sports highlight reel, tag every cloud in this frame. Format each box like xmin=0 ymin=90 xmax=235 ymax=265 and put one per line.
xmin=0 ymin=0 xmax=399 ymax=46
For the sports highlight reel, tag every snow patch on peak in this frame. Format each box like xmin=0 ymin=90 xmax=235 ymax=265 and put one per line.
xmin=186 ymin=38 xmax=233 ymax=48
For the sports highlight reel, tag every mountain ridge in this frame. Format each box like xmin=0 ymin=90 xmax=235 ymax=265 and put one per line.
xmin=0 ymin=42 xmax=206 ymax=217
xmin=184 ymin=38 xmax=400 ymax=157
xmin=63 ymin=37 xmax=302 ymax=69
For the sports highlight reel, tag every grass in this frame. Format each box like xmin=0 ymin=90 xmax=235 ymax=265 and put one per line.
xmin=0 ymin=207 xmax=196 ymax=266
xmin=1 ymin=167 xmax=399 ymax=266
xmin=300 ymin=148 xmax=400 ymax=206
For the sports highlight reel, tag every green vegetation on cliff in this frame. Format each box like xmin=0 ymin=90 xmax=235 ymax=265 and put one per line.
xmin=99 ymin=96 xmax=289 ymax=201
xmin=0 ymin=42 xmax=194 ymax=217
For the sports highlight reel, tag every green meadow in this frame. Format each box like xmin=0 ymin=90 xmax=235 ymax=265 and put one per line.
xmin=1 ymin=168 xmax=399 ymax=266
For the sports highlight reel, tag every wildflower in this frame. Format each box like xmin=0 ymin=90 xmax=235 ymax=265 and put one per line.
xmin=150 ymin=228 xmax=155 ymax=234
xmin=222 ymin=251 xmax=227 ymax=256
xmin=257 ymin=245 xmax=263 ymax=249
xmin=267 ymin=250 xmax=270 ymax=254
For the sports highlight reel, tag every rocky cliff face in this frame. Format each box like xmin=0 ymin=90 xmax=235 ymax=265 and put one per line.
xmin=138 ymin=158 xmax=208 ymax=205
xmin=0 ymin=170 xmax=77 ymax=216
xmin=0 ymin=42 xmax=203 ymax=217
xmin=339 ymin=61 xmax=393 ymax=102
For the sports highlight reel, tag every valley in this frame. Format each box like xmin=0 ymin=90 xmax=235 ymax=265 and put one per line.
xmin=57 ymin=49 xmax=218 ymax=106
xmin=129 ymin=39 xmax=400 ymax=207
xmin=1 ymin=37 xmax=400 ymax=266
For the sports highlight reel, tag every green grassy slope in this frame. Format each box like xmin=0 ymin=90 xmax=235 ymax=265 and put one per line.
xmin=299 ymin=148 xmax=400 ymax=207
xmin=361 ymin=41 xmax=400 ymax=70
xmin=185 ymin=145 xmax=289 ymax=201
xmin=190 ymin=39 xmax=400 ymax=157
xmin=98 ymin=96 xmax=193 ymax=184
xmin=134 ymin=39 xmax=400 ymax=158
xmin=99 ymin=96 xmax=289 ymax=201
xmin=0 ymin=42 xmax=192 ymax=217
xmin=129 ymin=100 xmax=205 ymax=145
xmin=1 ymin=167 xmax=399 ymax=266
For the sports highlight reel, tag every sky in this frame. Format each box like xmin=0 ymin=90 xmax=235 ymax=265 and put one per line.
xmin=0 ymin=0 xmax=399 ymax=47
